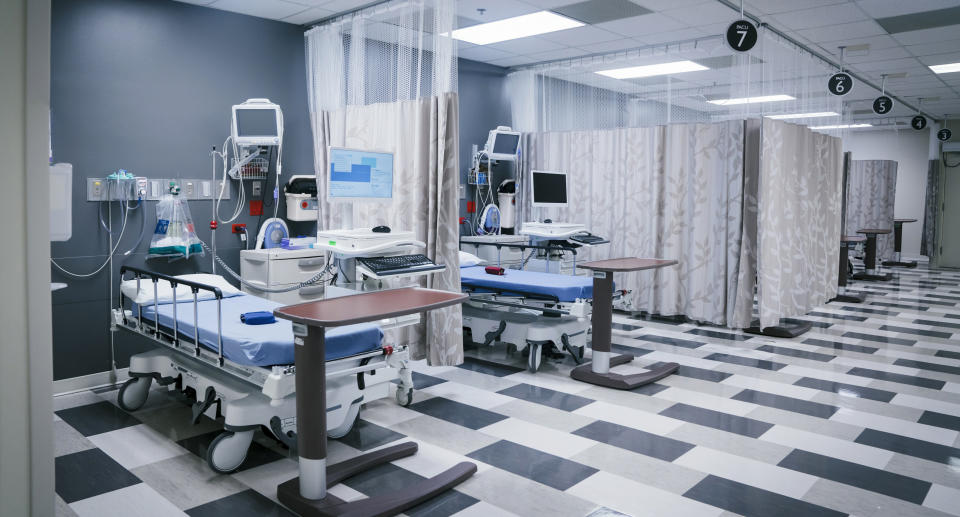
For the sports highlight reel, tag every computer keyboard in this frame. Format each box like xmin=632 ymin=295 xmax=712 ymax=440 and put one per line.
xmin=569 ymin=234 xmax=608 ymax=245
xmin=356 ymin=254 xmax=444 ymax=276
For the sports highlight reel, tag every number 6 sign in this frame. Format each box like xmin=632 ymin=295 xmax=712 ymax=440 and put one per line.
xmin=829 ymin=73 xmax=853 ymax=96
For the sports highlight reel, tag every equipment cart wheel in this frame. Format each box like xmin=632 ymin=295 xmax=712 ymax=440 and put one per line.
xmin=117 ymin=377 xmax=152 ymax=412
xmin=328 ymin=401 xmax=361 ymax=439
xmin=395 ymin=385 xmax=414 ymax=407
xmin=527 ymin=343 xmax=542 ymax=372
xmin=206 ymin=430 xmax=254 ymax=474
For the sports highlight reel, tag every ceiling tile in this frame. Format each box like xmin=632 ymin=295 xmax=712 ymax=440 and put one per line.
xmin=457 ymin=0 xmax=539 ymax=23
xmin=892 ymin=24 xmax=960 ymax=45
xmin=631 ymin=0 xmax=704 ymax=10
xmin=844 ymin=46 xmax=913 ymax=63
xmin=661 ymin=1 xmax=736 ymax=27
xmin=906 ymin=39 xmax=960 ymax=56
xmin=537 ymin=25 xmax=623 ymax=46
xmin=635 ymin=27 xmax=707 ymax=45
xmin=521 ymin=0 xmax=580 ymax=8
xmin=554 ymin=0 xmax=651 ymax=25
xmin=458 ymin=45 xmax=514 ymax=62
xmin=597 ymin=13 xmax=689 ymax=38
xmin=772 ymin=3 xmax=868 ymax=31
xmin=577 ymin=38 xmax=646 ymax=53
xmin=920 ymin=50 xmax=960 ymax=65
xmin=487 ymin=36 xmax=565 ymax=55
xmin=854 ymin=57 xmax=921 ymax=72
xmin=797 ymin=20 xmax=887 ymax=42
xmin=743 ymin=0 xmax=847 ymax=15
xmin=487 ymin=55 xmax=542 ymax=67
xmin=282 ymin=6 xmax=335 ymax=24
xmin=315 ymin=0 xmax=377 ymax=10
xmin=527 ymin=47 xmax=594 ymax=61
xmin=206 ymin=0 xmax=307 ymax=20
xmin=173 ymin=0 xmax=217 ymax=5
xmin=876 ymin=5 xmax=960 ymax=33
xmin=857 ymin=0 xmax=960 ymax=18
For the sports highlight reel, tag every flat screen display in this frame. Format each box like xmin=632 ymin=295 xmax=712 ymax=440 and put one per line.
xmin=492 ymin=133 xmax=520 ymax=155
xmin=328 ymin=148 xmax=394 ymax=200
xmin=532 ymin=171 xmax=567 ymax=206
xmin=236 ymin=108 xmax=279 ymax=137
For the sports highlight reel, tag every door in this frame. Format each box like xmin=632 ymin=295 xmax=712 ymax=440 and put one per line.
xmin=940 ymin=162 xmax=960 ymax=267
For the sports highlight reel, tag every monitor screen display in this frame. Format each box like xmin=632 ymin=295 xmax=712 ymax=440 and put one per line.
xmin=328 ymin=148 xmax=394 ymax=200
xmin=532 ymin=171 xmax=567 ymax=206
xmin=492 ymin=132 xmax=520 ymax=155
xmin=236 ymin=108 xmax=279 ymax=137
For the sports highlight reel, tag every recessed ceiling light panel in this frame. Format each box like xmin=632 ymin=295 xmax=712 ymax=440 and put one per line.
xmin=450 ymin=11 xmax=583 ymax=45
xmin=766 ymin=112 xmax=839 ymax=120
xmin=930 ymin=62 xmax=960 ymax=74
xmin=707 ymin=94 xmax=795 ymax=106
xmin=810 ymin=123 xmax=873 ymax=130
xmin=595 ymin=61 xmax=709 ymax=79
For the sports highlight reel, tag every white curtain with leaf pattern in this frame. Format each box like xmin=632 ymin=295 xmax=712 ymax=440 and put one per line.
xmin=845 ymin=160 xmax=898 ymax=263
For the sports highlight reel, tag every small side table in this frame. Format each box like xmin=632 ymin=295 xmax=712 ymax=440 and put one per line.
xmin=572 ymin=258 xmax=679 ymax=390
xmin=831 ymin=235 xmax=866 ymax=303
xmin=851 ymin=229 xmax=893 ymax=282
xmin=273 ymin=288 xmax=474 ymax=517
xmin=882 ymin=218 xmax=918 ymax=268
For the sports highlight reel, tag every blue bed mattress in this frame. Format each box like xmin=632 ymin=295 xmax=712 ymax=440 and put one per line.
xmin=460 ymin=266 xmax=594 ymax=302
xmin=138 ymin=293 xmax=383 ymax=367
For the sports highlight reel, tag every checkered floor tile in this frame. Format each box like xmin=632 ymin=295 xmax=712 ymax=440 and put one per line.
xmin=54 ymin=261 xmax=960 ymax=516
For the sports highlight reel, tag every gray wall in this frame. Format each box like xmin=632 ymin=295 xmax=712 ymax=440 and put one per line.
xmin=457 ymin=59 xmax=512 ymax=225
xmin=50 ymin=0 xmax=313 ymax=381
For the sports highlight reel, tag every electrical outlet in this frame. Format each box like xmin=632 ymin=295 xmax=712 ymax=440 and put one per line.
xmin=185 ymin=181 xmax=195 ymax=197
xmin=459 ymin=184 xmax=465 ymax=199
xmin=252 ymin=181 xmax=262 ymax=197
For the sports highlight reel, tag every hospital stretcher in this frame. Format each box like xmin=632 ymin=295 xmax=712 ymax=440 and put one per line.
xmin=112 ymin=266 xmax=415 ymax=473
xmin=460 ymin=263 xmax=605 ymax=373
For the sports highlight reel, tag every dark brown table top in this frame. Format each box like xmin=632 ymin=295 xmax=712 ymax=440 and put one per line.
xmin=274 ymin=287 xmax=468 ymax=327
xmin=857 ymin=229 xmax=892 ymax=235
xmin=894 ymin=218 xmax=918 ymax=223
xmin=579 ymin=258 xmax=678 ymax=273
xmin=841 ymin=235 xmax=866 ymax=243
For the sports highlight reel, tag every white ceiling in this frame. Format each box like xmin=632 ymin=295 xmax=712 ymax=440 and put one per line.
xmin=174 ymin=0 xmax=960 ymax=119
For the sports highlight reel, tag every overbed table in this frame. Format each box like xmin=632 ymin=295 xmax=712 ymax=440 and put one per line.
xmin=883 ymin=218 xmax=918 ymax=268
xmin=832 ymin=235 xmax=867 ymax=303
xmin=572 ymin=258 xmax=679 ymax=390
xmin=273 ymin=288 xmax=474 ymax=517
xmin=851 ymin=229 xmax=893 ymax=282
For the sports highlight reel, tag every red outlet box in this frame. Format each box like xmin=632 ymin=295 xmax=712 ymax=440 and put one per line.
xmin=249 ymin=200 xmax=263 ymax=216
xmin=466 ymin=201 xmax=476 ymax=213
xmin=232 ymin=224 xmax=246 ymax=234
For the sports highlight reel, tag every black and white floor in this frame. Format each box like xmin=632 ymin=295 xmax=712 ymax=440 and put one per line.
xmin=54 ymin=262 xmax=960 ymax=517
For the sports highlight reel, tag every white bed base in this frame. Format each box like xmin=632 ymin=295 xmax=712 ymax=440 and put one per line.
xmin=462 ymin=296 xmax=590 ymax=372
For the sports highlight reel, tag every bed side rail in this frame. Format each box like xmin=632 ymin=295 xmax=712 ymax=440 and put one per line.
xmin=118 ymin=265 xmax=226 ymax=366
xmin=459 ymin=239 xmax=580 ymax=273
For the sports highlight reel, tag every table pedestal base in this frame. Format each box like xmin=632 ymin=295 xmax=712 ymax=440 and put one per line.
xmin=851 ymin=271 xmax=892 ymax=282
xmin=744 ymin=319 xmax=812 ymax=338
xmin=831 ymin=292 xmax=866 ymax=303
xmin=278 ymin=442 xmax=477 ymax=517
xmin=882 ymin=260 xmax=917 ymax=268
xmin=571 ymin=354 xmax=678 ymax=390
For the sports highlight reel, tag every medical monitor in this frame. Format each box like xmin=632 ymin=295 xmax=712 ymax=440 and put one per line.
xmin=484 ymin=126 xmax=521 ymax=161
xmin=327 ymin=147 xmax=394 ymax=201
xmin=531 ymin=170 xmax=568 ymax=208
xmin=231 ymin=98 xmax=282 ymax=147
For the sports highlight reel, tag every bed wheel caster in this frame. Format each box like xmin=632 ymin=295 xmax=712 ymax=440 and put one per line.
xmin=395 ymin=386 xmax=414 ymax=407
xmin=117 ymin=377 xmax=151 ymax=412
xmin=527 ymin=343 xmax=542 ymax=373
xmin=206 ymin=430 xmax=253 ymax=474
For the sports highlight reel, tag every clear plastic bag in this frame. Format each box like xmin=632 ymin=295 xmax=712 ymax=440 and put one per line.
xmin=148 ymin=194 xmax=204 ymax=260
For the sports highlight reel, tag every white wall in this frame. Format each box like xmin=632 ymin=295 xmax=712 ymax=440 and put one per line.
xmin=842 ymin=128 xmax=932 ymax=257
xmin=0 ymin=1 xmax=53 ymax=515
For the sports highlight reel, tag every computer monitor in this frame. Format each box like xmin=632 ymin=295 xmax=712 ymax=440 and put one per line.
xmin=484 ymin=126 xmax=521 ymax=161
xmin=531 ymin=170 xmax=568 ymax=208
xmin=327 ymin=147 xmax=394 ymax=201
xmin=231 ymin=99 xmax=282 ymax=147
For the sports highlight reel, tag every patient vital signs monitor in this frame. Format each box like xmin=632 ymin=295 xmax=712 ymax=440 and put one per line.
xmin=531 ymin=170 xmax=568 ymax=208
xmin=231 ymin=99 xmax=282 ymax=147
xmin=328 ymin=147 xmax=394 ymax=200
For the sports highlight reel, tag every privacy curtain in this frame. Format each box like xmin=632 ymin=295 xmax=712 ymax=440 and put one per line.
xmin=845 ymin=160 xmax=898 ymax=263
xmin=305 ymin=0 xmax=462 ymax=365
xmin=921 ymin=159 xmax=940 ymax=258
xmin=755 ymin=119 xmax=843 ymax=328
xmin=521 ymin=121 xmax=747 ymax=326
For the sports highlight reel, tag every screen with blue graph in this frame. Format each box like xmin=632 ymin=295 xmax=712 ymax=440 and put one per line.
xmin=328 ymin=148 xmax=394 ymax=200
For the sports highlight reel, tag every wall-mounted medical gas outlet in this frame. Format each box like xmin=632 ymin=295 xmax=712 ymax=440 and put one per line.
xmin=232 ymin=224 xmax=247 ymax=234
xmin=87 ymin=178 xmax=227 ymax=201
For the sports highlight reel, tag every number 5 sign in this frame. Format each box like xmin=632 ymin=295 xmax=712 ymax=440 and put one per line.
xmin=726 ymin=20 xmax=757 ymax=52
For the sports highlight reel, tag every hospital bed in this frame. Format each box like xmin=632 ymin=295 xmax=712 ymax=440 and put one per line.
xmin=459 ymin=241 xmax=626 ymax=372
xmin=112 ymin=266 xmax=415 ymax=473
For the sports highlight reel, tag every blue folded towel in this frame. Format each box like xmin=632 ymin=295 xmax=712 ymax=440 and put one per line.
xmin=240 ymin=311 xmax=276 ymax=325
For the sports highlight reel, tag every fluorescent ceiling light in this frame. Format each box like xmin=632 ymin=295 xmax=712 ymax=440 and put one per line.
xmin=595 ymin=61 xmax=708 ymax=79
xmin=930 ymin=62 xmax=960 ymax=74
xmin=707 ymin=94 xmax=795 ymax=106
xmin=450 ymin=11 xmax=583 ymax=45
xmin=765 ymin=111 xmax=839 ymax=120
xmin=810 ymin=123 xmax=873 ymax=130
